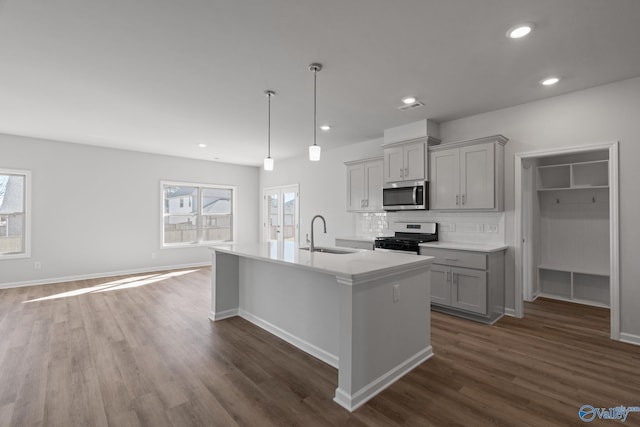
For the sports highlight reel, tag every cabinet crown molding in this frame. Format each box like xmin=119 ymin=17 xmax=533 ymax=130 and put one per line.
xmin=381 ymin=135 xmax=441 ymax=148
xmin=344 ymin=156 xmax=383 ymax=166
xmin=430 ymin=135 xmax=508 ymax=152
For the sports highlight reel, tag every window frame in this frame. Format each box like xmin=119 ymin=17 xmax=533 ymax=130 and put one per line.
xmin=160 ymin=180 xmax=236 ymax=248
xmin=0 ymin=168 xmax=31 ymax=260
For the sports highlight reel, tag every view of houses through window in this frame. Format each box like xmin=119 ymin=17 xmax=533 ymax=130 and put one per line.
xmin=0 ymin=171 xmax=27 ymax=256
xmin=162 ymin=182 xmax=234 ymax=245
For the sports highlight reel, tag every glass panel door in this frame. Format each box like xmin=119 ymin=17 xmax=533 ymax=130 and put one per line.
xmin=265 ymin=189 xmax=280 ymax=242
xmin=263 ymin=185 xmax=299 ymax=243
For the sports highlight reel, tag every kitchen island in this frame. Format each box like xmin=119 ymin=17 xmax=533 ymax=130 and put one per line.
xmin=209 ymin=242 xmax=433 ymax=411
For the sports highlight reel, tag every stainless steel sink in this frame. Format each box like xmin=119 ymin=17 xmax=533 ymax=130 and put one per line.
xmin=299 ymin=246 xmax=355 ymax=254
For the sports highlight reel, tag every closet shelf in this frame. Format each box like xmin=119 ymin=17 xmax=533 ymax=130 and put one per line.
xmin=536 ymin=159 xmax=608 ymax=190
xmin=538 ymin=265 xmax=610 ymax=307
xmin=536 ymin=185 xmax=608 ymax=192
xmin=538 ymin=264 xmax=609 ymax=277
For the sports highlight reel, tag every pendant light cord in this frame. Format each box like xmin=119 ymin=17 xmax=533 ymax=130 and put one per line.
xmin=268 ymin=93 xmax=271 ymax=158
xmin=313 ymin=67 xmax=317 ymax=147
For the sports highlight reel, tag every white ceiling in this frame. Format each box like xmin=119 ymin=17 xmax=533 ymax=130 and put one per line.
xmin=2 ymin=0 xmax=640 ymax=166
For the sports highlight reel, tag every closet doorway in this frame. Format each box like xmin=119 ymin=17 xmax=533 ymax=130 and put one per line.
xmin=514 ymin=142 xmax=620 ymax=340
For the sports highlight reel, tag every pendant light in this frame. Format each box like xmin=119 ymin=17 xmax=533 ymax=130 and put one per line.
xmin=264 ymin=90 xmax=275 ymax=171
xmin=308 ymin=63 xmax=323 ymax=161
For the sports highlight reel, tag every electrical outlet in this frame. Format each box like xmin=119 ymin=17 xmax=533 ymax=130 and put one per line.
xmin=486 ymin=224 xmax=498 ymax=233
xmin=393 ymin=284 xmax=400 ymax=302
xmin=34 ymin=261 xmax=41 ymax=270
xmin=476 ymin=223 xmax=485 ymax=232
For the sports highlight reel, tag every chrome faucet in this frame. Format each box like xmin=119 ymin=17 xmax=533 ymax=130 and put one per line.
xmin=310 ymin=215 xmax=327 ymax=252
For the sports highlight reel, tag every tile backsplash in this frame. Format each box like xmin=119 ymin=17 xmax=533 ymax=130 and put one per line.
xmin=357 ymin=212 xmax=389 ymax=237
xmin=356 ymin=211 xmax=505 ymax=244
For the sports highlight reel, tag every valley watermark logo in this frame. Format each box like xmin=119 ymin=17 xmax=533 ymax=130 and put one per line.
xmin=579 ymin=404 xmax=640 ymax=423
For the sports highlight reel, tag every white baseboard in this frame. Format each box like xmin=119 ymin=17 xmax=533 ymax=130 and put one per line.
xmin=619 ymin=332 xmax=640 ymax=346
xmin=333 ymin=346 xmax=433 ymax=412
xmin=0 ymin=262 xmax=211 ymax=289
xmin=209 ymin=309 xmax=239 ymax=322
xmin=238 ymin=309 xmax=339 ymax=369
xmin=504 ymin=307 xmax=516 ymax=317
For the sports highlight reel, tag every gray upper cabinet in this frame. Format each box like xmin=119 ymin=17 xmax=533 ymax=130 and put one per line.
xmin=345 ymin=157 xmax=383 ymax=212
xmin=383 ymin=140 xmax=425 ymax=183
xmin=381 ymin=119 xmax=441 ymax=184
xmin=429 ymin=135 xmax=507 ymax=211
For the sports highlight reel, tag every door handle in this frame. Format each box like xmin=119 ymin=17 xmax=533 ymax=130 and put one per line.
xmin=446 ymin=271 xmax=451 ymax=283
xmin=452 ymin=273 xmax=458 ymax=284
xmin=462 ymin=194 xmax=466 ymax=205
xmin=404 ymin=167 xmax=408 ymax=176
xmin=444 ymin=258 xmax=459 ymax=262
xmin=456 ymin=195 xmax=459 ymax=205
xmin=400 ymin=168 xmax=404 ymax=177
xmin=412 ymin=187 xmax=417 ymax=204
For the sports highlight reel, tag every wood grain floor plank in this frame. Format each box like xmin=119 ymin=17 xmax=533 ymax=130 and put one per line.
xmin=2 ymin=269 xmax=639 ymax=426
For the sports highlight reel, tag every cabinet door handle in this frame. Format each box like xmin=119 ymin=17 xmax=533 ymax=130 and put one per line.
xmin=400 ymin=168 xmax=404 ymax=177
xmin=404 ymin=167 xmax=408 ymax=176
xmin=456 ymin=195 xmax=459 ymax=205
xmin=365 ymin=199 xmax=369 ymax=207
xmin=446 ymin=271 xmax=451 ymax=283
xmin=444 ymin=258 xmax=459 ymax=262
xmin=452 ymin=273 xmax=458 ymax=284
xmin=462 ymin=194 xmax=466 ymax=205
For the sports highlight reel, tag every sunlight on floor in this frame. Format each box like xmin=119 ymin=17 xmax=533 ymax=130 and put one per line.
xmin=22 ymin=269 xmax=201 ymax=303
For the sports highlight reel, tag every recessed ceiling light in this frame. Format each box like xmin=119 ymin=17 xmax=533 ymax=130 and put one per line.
xmin=541 ymin=77 xmax=560 ymax=86
xmin=507 ymin=23 xmax=534 ymax=39
xmin=402 ymin=96 xmax=417 ymax=105
xmin=197 ymin=143 xmax=207 ymax=148
xmin=320 ymin=125 xmax=331 ymax=131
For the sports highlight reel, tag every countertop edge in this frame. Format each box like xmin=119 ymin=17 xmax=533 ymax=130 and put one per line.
xmin=335 ymin=236 xmax=379 ymax=243
xmin=210 ymin=246 xmax=433 ymax=285
xmin=418 ymin=242 xmax=509 ymax=253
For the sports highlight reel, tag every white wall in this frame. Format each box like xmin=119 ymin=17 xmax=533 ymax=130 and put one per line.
xmin=439 ymin=76 xmax=640 ymax=339
xmin=0 ymin=134 xmax=260 ymax=287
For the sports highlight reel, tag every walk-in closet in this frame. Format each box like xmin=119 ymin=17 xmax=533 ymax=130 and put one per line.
xmin=532 ymin=150 xmax=610 ymax=307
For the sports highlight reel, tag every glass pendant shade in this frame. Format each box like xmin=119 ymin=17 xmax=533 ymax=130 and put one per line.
xmin=264 ymin=157 xmax=274 ymax=171
xmin=309 ymin=144 xmax=321 ymax=161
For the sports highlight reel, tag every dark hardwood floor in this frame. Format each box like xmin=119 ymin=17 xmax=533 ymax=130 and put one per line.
xmin=0 ymin=267 xmax=638 ymax=426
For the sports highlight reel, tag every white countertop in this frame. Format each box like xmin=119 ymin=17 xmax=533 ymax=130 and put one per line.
xmin=335 ymin=235 xmax=379 ymax=242
xmin=418 ymin=241 xmax=508 ymax=253
xmin=210 ymin=241 xmax=433 ymax=283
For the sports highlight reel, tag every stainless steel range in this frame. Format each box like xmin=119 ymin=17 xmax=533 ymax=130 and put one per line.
xmin=374 ymin=222 xmax=438 ymax=254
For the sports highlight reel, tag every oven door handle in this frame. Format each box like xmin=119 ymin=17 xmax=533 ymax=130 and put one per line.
xmin=412 ymin=186 xmax=417 ymax=204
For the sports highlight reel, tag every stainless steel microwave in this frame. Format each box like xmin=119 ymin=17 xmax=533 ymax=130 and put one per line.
xmin=383 ymin=181 xmax=428 ymax=211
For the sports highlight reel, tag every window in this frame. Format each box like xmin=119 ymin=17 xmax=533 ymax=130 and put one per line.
xmin=162 ymin=181 xmax=235 ymax=246
xmin=0 ymin=169 xmax=30 ymax=259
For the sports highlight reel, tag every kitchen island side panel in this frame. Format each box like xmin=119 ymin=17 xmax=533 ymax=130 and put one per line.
xmin=335 ymin=269 xmax=432 ymax=410
xmin=238 ymin=257 xmax=340 ymax=363
xmin=209 ymin=251 xmax=239 ymax=320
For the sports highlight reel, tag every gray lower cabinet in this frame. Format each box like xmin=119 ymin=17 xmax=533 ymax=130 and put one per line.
xmin=420 ymin=246 xmax=505 ymax=323
xmin=451 ymin=266 xmax=487 ymax=314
